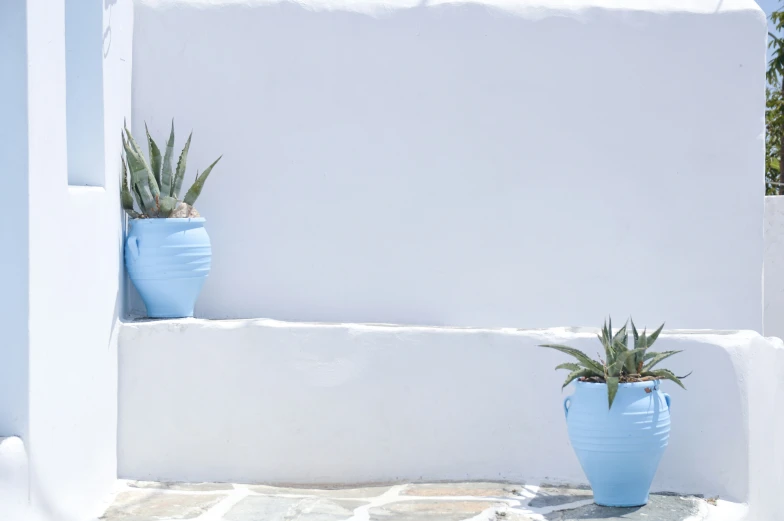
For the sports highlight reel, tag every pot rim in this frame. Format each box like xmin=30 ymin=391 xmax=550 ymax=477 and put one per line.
xmin=574 ymin=379 xmax=662 ymax=388
xmin=129 ymin=217 xmax=206 ymax=224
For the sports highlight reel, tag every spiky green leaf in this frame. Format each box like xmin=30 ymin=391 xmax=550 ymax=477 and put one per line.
xmin=539 ymin=344 xmax=604 ymax=376
xmin=158 ymin=196 xmax=178 ymax=217
xmin=603 ymin=336 xmax=616 ymax=368
xmin=122 ymin=138 xmax=157 ymax=215
xmin=612 ymin=322 xmax=628 ymax=345
xmin=641 ymin=369 xmax=689 ymax=390
xmin=607 ymin=377 xmax=619 ymax=409
xmin=145 ymin=123 xmax=162 ymax=188
xmin=622 ymin=342 xmax=639 ymax=373
xmin=122 ymin=132 xmax=143 ymax=211
xmin=563 ymin=369 xmax=595 ymax=389
xmin=608 ymin=348 xmax=645 ymax=377
xmin=125 ymin=126 xmax=160 ymax=200
xmin=161 ymin=120 xmax=175 ymax=196
xmin=647 ymin=323 xmax=665 ymax=348
xmin=631 ymin=319 xmax=639 ymax=345
xmin=123 ymin=122 xmax=145 ymax=162
xmin=120 ymin=157 xmax=133 ymax=211
xmin=642 ymin=350 xmax=681 ymax=372
xmin=555 ymin=362 xmax=582 ymax=372
xmin=172 ymin=132 xmax=192 ymax=199
xmin=120 ymin=157 xmax=138 ymax=217
xmin=612 ymin=335 xmax=628 ymax=352
xmin=183 ymin=155 xmax=222 ymax=206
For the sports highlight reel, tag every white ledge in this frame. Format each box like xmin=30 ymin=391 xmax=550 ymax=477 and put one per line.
xmin=118 ymin=318 xmax=784 ymax=518
xmin=123 ymin=316 xmax=758 ymax=338
xmin=0 ymin=437 xmax=33 ymax=521
xmin=137 ymin=0 xmax=764 ymax=19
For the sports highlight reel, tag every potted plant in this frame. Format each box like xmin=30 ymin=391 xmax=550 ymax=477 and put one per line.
xmin=540 ymin=318 xmax=690 ymax=507
xmin=120 ymin=121 xmax=222 ymax=318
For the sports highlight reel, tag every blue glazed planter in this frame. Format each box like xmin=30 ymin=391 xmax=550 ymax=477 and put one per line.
xmin=564 ymin=380 xmax=671 ymax=507
xmin=125 ymin=218 xmax=211 ymax=318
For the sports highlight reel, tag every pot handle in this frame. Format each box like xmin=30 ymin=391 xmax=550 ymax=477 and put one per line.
xmin=126 ymin=236 xmax=140 ymax=259
xmin=563 ymin=397 xmax=571 ymax=419
xmin=663 ymin=393 xmax=671 ymax=411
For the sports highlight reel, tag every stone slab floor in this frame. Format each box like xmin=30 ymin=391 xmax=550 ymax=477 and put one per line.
xmin=99 ymin=481 xmax=746 ymax=521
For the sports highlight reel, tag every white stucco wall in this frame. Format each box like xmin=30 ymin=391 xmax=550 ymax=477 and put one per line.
xmin=745 ymin=334 xmax=784 ymax=521
xmin=132 ymin=0 xmax=766 ymax=330
xmin=763 ymin=196 xmax=784 ymax=338
xmin=119 ymin=320 xmax=783 ymax=509
xmin=2 ymin=0 xmax=134 ymax=519
xmin=0 ymin=438 xmax=42 ymax=521
xmin=0 ymin=0 xmax=30 ymax=441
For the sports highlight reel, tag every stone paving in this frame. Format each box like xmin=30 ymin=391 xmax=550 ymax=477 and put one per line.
xmin=99 ymin=481 xmax=736 ymax=521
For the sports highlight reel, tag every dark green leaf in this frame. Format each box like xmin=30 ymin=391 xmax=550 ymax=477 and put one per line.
xmin=563 ymin=369 xmax=595 ymax=389
xmin=642 ymin=350 xmax=681 ymax=372
xmin=608 ymin=348 xmax=645 ymax=377
xmin=607 ymin=377 xmax=619 ymax=409
xmin=172 ymin=132 xmax=193 ymax=199
xmin=539 ymin=344 xmax=604 ymax=376
xmin=122 ymin=137 xmax=157 ymax=214
xmin=158 ymin=196 xmax=178 ymax=217
xmin=555 ymin=362 xmax=582 ymax=372
xmin=161 ymin=120 xmax=175 ymax=196
xmin=125 ymin=126 xmax=160 ymax=200
xmin=647 ymin=323 xmax=665 ymax=347
xmin=183 ymin=155 xmax=222 ymax=207
xmin=641 ymin=369 xmax=688 ymax=390
xmin=145 ymin=122 xmax=162 ymax=188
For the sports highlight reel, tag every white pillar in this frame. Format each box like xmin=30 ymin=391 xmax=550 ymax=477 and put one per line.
xmin=0 ymin=0 xmax=133 ymax=519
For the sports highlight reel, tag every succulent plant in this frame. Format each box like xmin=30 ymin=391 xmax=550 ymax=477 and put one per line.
xmin=540 ymin=318 xmax=691 ymax=409
xmin=120 ymin=120 xmax=221 ymax=218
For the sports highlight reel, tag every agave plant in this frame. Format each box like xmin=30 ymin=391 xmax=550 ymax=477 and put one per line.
xmin=120 ymin=120 xmax=221 ymax=218
xmin=540 ymin=318 xmax=690 ymax=408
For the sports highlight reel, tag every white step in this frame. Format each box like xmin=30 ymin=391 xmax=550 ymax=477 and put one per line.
xmin=118 ymin=318 xmax=781 ymax=513
xmin=0 ymin=436 xmax=34 ymax=520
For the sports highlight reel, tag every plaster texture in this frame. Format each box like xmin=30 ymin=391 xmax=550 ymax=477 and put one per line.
xmin=764 ymin=196 xmax=784 ymax=338
xmin=0 ymin=0 xmax=133 ymax=519
xmin=0 ymin=437 xmax=41 ymax=521
xmin=132 ymin=0 xmax=766 ymax=330
xmin=0 ymin=0 xmax=30 ymax=442
xmin=99 ymin=480 xmax=730 ymax=521
xmin=118 ymin=320 xmax=784 ymax=516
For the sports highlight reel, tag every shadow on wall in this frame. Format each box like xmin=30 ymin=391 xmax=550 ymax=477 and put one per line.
xmin=650 ymin=336 xmax=748 ymax=501
xmin=131 ymin=2 xmax=763 ymax=328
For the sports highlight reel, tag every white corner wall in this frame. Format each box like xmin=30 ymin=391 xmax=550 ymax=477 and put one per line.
xmin=745 ymin=334 xmax=784 ymax=521
xmin=8 ymin=0 xmax=134 ymax=519
xmin=132 ymin=0 xmax=766 ymax=330
xmin=119 ymin=321 xmax=778 ymax=507
xmin=0 ymin=437 xmax=44 ymax=521
xmin=0 ymin=0 xmax=30 ymax=441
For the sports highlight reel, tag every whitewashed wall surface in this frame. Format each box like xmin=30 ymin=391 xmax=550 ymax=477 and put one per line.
xmin=764 ymin=196 xmax=784 ymax=339
xmin=132 ymin=0 xmax=766 ymax=330
xmin=0 ymin=0 xmax=133 ymax=520
xmin=118 ymin=320 xmax=784 ymax=520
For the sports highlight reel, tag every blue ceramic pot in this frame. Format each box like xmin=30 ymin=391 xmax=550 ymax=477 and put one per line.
xmin=125 ymin=218 xmax=211 ymax=318
xmin=564 ymin=380 xmax=671 ymax=507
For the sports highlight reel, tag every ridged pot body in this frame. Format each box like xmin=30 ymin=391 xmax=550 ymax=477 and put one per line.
xmin=564 ymin=381 xmax=671 ymax=507
xmin=125 ymin=218 xmax=211 ymax=318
